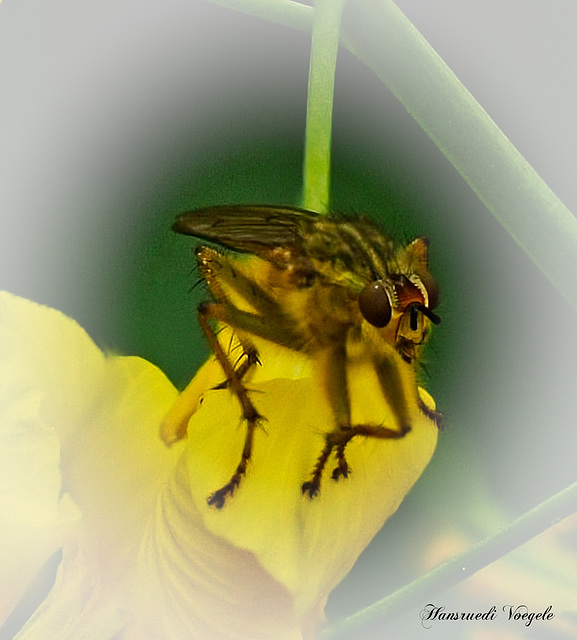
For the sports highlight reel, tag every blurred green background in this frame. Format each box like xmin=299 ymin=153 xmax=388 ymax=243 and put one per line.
xmin=1 ymin=1 xmax=576 ymax=638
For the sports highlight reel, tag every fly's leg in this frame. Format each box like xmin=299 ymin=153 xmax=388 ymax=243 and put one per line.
xmin=302 ymin=343 xmax=351 ymax=499
xmin=417 ymin=395 xmax=445 ymax=430
xmin=302 ymin=347 xmax=414 ymax=499
xmin=331 ymin=441 xmax=351 ymax=480
xmin=301 ymin=423 xmax=411 ymax=498
xmin=331 ymin=423 xmax=411 ymax=481
xmin=195 ymin=246 xmax=315 ymax=506
xmin=197 ymin=246 xmax=262 ymax=391
xmin=196 ymin=245 xmax=306 ymax=350
xmin=197 ymin=301 xmax=265 ymax=508
xmin=195 ymin=247 xmax=308 ymax=507
xmin=212 ymin=341 xmax=261 ymax=391
xmin=301 ymin=436 xmax=337 ymax=499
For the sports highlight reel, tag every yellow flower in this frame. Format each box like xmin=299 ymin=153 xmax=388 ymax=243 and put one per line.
xmin=0 ymin=291 xmax=438 ymax=639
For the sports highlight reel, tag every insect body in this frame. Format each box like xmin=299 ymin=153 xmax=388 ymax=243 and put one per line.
xmin=173 ymin=205 xmax=442 ymax=508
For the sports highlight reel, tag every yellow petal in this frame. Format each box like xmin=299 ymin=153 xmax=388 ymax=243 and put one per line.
xmin=18 ymin=352 xmax=185 ymax=637
xmin=63 ymin=355 xmax=183 ymax=563
xmin=161 ymin=332 xmax=438 ymax=622
xmin=134 ymin=456 xmax=310 ymax=640
xmin=0 ymin=293 xmax=182 ymax=632
xmin=160 ymin=329 xmax=314 ymax=445
xmin=0 ymin=389 xmax=81 ymax=625
xmin=0 ymin=292 xmax=100 ymax=623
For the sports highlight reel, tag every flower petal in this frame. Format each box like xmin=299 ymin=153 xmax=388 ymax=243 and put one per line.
xmin=0 ymin=291 xmax=104 ymax=623
xmin=161 ymin=331 xmax=438 ymax=622
xmin=15 ymin=350 xmax=184 ymax=638
xmin=134 ymin=455 xmax=309 ymax=640
xmin=0 ymin=293 xmax=182 ymax=635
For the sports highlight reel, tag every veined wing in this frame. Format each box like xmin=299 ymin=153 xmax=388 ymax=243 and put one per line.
xmin=172 ymin=204 xmax=318 ymax=255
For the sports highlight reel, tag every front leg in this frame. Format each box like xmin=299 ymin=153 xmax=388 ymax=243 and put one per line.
xmin=212 ymin=341 xmax=261 ymax=391
xmin=197 ymin=298 xmax=308 ymax=507
xmin=197 ymin=302 xmax=264 ymax=508
xmin=302 ymin=342 xmax=351 ymax=498
xmin=301 ymin=422 xmax=412 ymax=498
xmin=195 ymin=247 xmax=309 ymax=507
xmin=302 ymin=346 xmax=414 ymax=499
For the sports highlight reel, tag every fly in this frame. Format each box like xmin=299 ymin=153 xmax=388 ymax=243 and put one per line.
xmin=173 ymin=204 xmax=442 ymax=508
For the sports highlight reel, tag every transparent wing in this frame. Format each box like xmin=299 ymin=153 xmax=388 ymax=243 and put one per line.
xmin=173 ymin=204 xmax=318 ymax=254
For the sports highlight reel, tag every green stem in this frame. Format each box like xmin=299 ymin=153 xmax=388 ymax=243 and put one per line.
xmin=321 ymin=478 xmax=577 ymax=639
xmin=301 ymin=0 xmax=346 ymax=213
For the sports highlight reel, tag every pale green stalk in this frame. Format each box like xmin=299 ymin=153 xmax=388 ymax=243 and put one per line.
xmin=301 ymin=0 xmax=346 ymax=213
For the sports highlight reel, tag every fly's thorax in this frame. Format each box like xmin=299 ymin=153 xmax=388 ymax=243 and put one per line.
xmin=265 ymin=246 xmax=318 ymax=290
xmin=262 ymin=247 xmax=362 ymax=350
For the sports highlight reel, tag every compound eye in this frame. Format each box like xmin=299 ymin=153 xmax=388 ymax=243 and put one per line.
xmin=358 ymin=281 xmax=392 ymax=328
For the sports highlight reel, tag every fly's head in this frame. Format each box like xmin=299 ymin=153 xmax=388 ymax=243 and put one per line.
xmin=357 ymin=236 xmax=440 ymax=364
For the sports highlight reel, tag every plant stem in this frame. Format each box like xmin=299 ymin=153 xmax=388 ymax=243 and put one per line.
xmin=208 ymin=0 xmax=342 ymax=214
xmin=301 ymin=0 xmax=346 ymax=213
